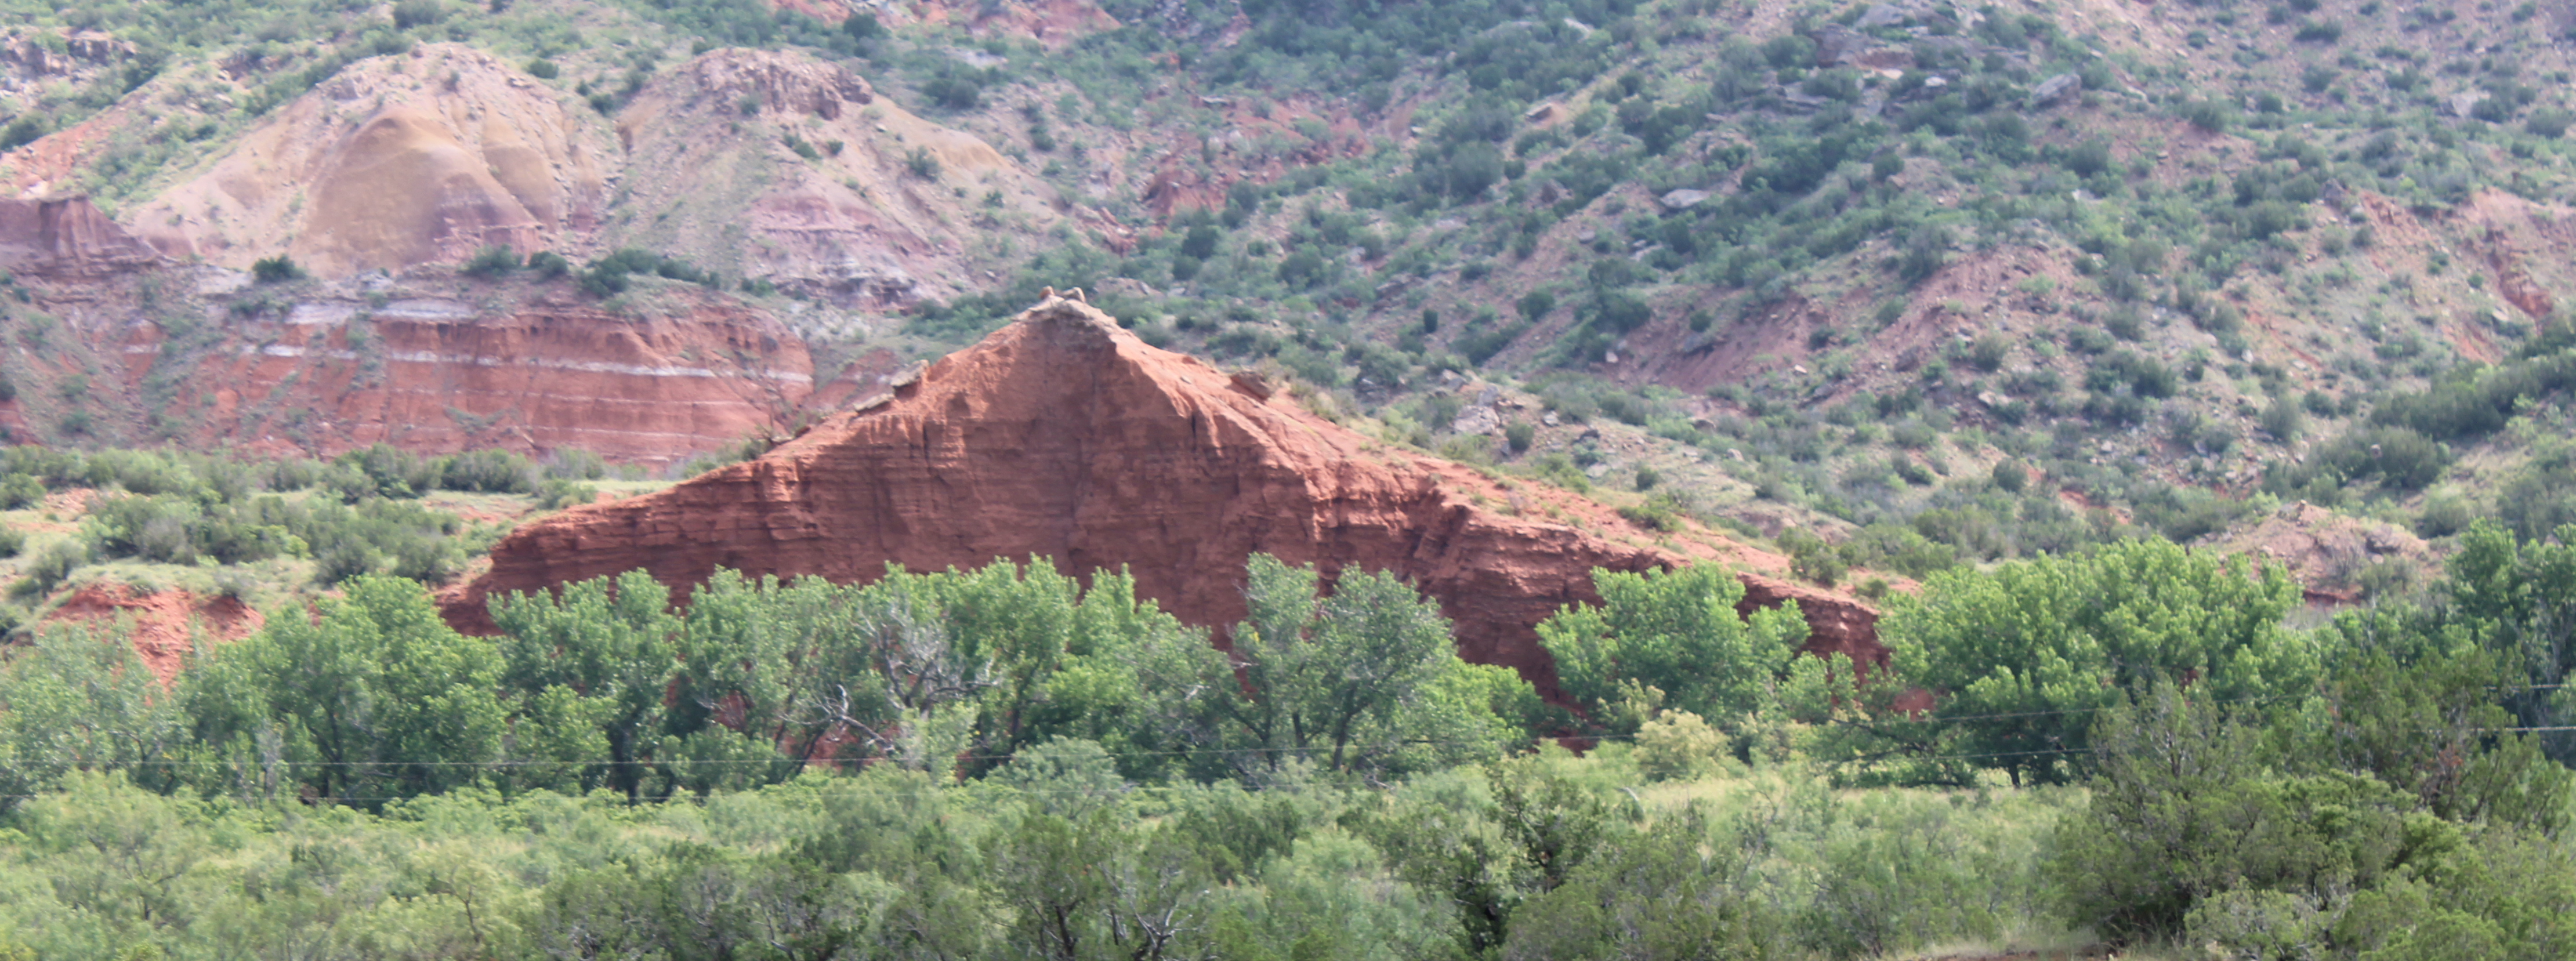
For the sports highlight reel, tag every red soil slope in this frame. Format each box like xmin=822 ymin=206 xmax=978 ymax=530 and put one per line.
xmin=44 ymin=582 xmax=265 ymax=685
xmin=443 ymin=295 xmax=1879 ymax=694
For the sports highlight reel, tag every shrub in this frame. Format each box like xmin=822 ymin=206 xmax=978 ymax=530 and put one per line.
xmin=534 ymin=478 xmax=597 ymax=510
xmin=543 ymin=448 xmax=608 ymax=481
xmin=437 ymin=449 xmax=537 ymax=494
xmin=1991 ymin=459 xmax=2028 ymax=493
xmin=391 ymin=0 xmax=445 ymax=28
xmin=1779 ymin=528 xmax=1847 ymax=587
xmin=1276 ymin=250 xmax=1326 ymax=288
xmin=462 ymin=245 xmax=521 ymax=279
xmin=17 ymin=539 xmax=85 ymax=597
xmin=0 ymin=473 xmax=42 ymax=509
xmin=905 ymin=147 xmax=941 ymax=180
xmin=0 ymin=117 xmax=45 ymax=151
xmin=1517 ymin=290 xmax=1556 ymax=322
xmin=527 ymin=251 xmax=570 ymax=279
xmin=2530 ymin=108 xmax=2573 ymax=139
xmin=2180 ymin=98 xmax=2234 ymax=132
xmin=526 ymin=59 xmax=559 ymax=79
xmin=1632 ymin=710 xmax=1730 ymax=781
xmin=250 ymin=255 xmax=305 ymax=284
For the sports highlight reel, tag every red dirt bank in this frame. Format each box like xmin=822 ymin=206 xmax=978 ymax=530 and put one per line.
xmin=44 ymin=583 xmax=265 ymax=685
xmin=443 ymin=296 xmax=1880 ymax=695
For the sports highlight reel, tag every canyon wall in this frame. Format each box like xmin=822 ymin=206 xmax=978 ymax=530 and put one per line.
xmin=130 ymin=287 xmax=815 ymax=468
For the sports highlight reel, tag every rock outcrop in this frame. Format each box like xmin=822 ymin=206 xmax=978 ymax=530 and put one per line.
xmin=0 ymin=196 xmax=160 ymax=277
xmin=132 ymin=288 xmax=814 ymax=468
xmin=444 ymin=296 xmax=1881 ymax=695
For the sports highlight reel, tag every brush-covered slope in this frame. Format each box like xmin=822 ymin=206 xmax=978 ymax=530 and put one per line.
xmin=604 ymin=48 xmax=1070 ymax=305
xmin=445 ymin=293 xmax=1879 ymax=690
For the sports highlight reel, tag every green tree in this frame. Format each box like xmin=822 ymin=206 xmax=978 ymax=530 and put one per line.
xmin=183 ymin=575 xmax=510 ymax=805
xmin=2299 ymin=605 xmax=2571 ymax=831
xmin=2047 ymin=683 xmax=2415 ymax=941
xmin=1212 ymin=556 xmax=1525 ymax=776
xmin=0 ymin=625 xmax=185 ymax=811
xmin=6 ymin=772 xmax=215 ymax=942
xmin=986 ymin=808 xmax=1209 ymax=961
xmin=488 ymin=569 xmax=683 ymax=800
xmin=1537 ymin=565 xmax=1811 ymax=736
xmin=1881 ymin=539 xmax=2314 ymax=785
xmin=2443 ymin=520 xmax=2576 ymax=763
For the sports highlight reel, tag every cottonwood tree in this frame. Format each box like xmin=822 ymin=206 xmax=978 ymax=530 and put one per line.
xmin=183 ymin=574 xmax=512 ymax=806
xmin=490 ymin=568 xmax=683 ymax=799
xmin=1879 ymin=538 xmax=2315 ymax=785
xmin=0 ymin=623 xmax=186 ymax=810
xmin=1537 ymin=564 xmax=1811 ymax=737
xmin=1211 ymin=555 xmax=1529 ymax=778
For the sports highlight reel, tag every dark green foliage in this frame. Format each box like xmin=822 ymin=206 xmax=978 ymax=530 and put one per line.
xmin=2180 ymin=97 xmax=2235 ymax=132
xmin=2530 ymin=107 xmax=2573 ymax=139
xmin=0 ymin=117 xmax=46 ymax=151
xmin=579 ymin=248 xmax=713 ymax=296
xmin=1180 ymin=223 xmax=1220 ymax=260
xmin=1276 ymin=248 xmax=1327 ymax=287
xmin=390 ymin=0 xmax=447 ymax=29
xmin=527 ymin=249 xmax=571 ymax=278
xmin=249 ymin=255 xmax=304 ymax=284
xmin=2047 ymin=683 xmax=2417 ymax=940
xmin=1895 ymin=224 xmax=1949 ymax=284
xmin=461 ymin=244 xmax=521 ymax=278
xmin=2370 ymin=349 xmax=2576 ymax=443
xmin=1517 ymin=289 xmax=1555 ymax=322
xmin=1539 ymin=564 xmax=1812 ymax=735
xmin=1881 ymin=539 xmax=2311 ymax=785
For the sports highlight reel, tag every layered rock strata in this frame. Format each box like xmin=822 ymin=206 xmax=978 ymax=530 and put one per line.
xmin=445 ymin=296 xmax=1879 ymax=694
xmin=155 ymin=292 xmax=814 ymax=467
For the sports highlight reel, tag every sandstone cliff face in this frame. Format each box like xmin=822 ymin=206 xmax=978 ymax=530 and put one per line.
xmin=126 ymin=286 xmax=814 ymax=468
xmin=446 ymin=296 xmax=1881 ymax=693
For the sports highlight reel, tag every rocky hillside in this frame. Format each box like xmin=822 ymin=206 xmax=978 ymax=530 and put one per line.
xmin=445 ymin=293 xmax=1883 ymax=696
xmin=2 ymin=0 xmax=2575 ymax=603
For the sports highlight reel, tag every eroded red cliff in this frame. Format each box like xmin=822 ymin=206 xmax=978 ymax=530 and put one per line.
xmin=443 ymin=296 xmax=1881 ymax=693
xmin=150 ymin=291 xmax=814 ymax=468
